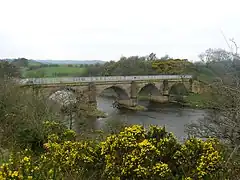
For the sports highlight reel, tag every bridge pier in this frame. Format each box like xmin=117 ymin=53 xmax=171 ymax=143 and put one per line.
xmin=88 ymin=82 xmax=97 ymax=104
xmin=130 ymin=81 xmax=138 ymax=106
xmin=113 ymin=81 xmax=138 ymax=108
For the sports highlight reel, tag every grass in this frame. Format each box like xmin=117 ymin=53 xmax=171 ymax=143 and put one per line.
xmin=24 ymin=66 xmax=87 ymax=78
xmin=28 ymin=60 xmax=42 ymax=66
xmin=184 ymin=92 xmax=211 ymax=108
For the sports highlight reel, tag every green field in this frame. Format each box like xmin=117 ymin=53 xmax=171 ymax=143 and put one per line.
xmin=24 ymin=66 xmax=87 ymax=78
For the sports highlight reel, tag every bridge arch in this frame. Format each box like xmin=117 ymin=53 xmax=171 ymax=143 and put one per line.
xmin=138 ymin=83 xmax=160 ymax=96
xmin=99 ymin=85 xmax=130 ymax=100
xmin=48 ymin=87 xmax=77 ymax=107
xmin=169 ymin=83 xmax=188 ymax=96
xmin=48 ymin=87 xmax=76 ymax=97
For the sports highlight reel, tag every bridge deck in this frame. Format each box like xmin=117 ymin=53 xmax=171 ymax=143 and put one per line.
xmin=20 ymin=75 xmax=192 ymax=85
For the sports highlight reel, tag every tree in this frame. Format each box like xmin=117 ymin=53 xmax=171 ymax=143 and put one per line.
xmin=185 ymin=47 xmax=240 ymax=176
xmin=152 ymin=58 xmax=192 ymax=74
xmin=82 ymin=55 xmax=157 ymax=77
xmin=0 ymin=79 xmax=61 ymax=151
xmin=146 ymin=52 xmax=157 ymax=61
xmin=199 ymin=48 xmax=233 ymax=63
xmin=11 ymin=58 xmax=29 ymax=67
xmin=0 ymin=60 xmax=20 ymax=78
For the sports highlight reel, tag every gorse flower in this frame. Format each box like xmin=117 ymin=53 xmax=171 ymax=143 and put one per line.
xmin=0 ymin=123 xmax=225 ymax=179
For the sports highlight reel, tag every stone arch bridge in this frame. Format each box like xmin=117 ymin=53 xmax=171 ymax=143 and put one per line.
xmin=20 ymin=75 xmax=195 ymax=108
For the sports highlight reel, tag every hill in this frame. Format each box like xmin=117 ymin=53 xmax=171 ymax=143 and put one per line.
xmin=24 ymin=66 xmax=87 ymax=78
xmin=35 ymin=60 xmax=106 ymax=65
xmin=2 ymin=59 xmax=106 ymax=65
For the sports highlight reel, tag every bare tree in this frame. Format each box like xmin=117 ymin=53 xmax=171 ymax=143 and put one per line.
xmin=185 ymin=41 xmax=240 ymax=178
xmin=186 ymin=41 xmax=240 ymax=164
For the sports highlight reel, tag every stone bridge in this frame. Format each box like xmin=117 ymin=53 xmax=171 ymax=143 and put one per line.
xmin=20 ymin=75 xmax=195 ymax=108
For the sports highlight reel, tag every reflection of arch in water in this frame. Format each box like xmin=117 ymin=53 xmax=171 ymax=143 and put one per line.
xmin=99 ymin=86 xmax=130 ymax=100
xmin=169 ymin=83 xmax=188 ymax=96
xmin=138 ymin=83 xmax=160 ymax=96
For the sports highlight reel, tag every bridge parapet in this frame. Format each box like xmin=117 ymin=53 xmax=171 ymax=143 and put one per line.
xmin=19 ymin=75 xmax=192 ymax=85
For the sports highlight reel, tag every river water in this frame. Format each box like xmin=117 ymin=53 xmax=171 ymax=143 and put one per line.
xmin=95 ymin=97 xmax=206 ymax=140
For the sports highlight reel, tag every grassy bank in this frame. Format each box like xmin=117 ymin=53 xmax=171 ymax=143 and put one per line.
xmin=183 ymin=92 xmax=211 ymax=109
xmin=138 ymin=94 xmax=211 ymax=109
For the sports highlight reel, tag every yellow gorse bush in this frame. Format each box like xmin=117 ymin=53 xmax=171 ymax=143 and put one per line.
xmin=0 ymin=123 xmax=225 ymax=179
xmin=0 ymin=149 xmax=39 ymax=180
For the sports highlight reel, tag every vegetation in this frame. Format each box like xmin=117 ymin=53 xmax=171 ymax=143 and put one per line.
xmin=0 ymin=60 xmax=20 ymax=78
xmin=0 ymin=123 xmax=231 ymax=179
xmin=184 ymin=93 xmax=212 ymax=109
xmin=2 ymin=53 xmax=221 ymax=82
xmin=82 ymin=56 xmax=158 ymax=76
xmin=0 ymin=61 xmax=102 ymax=152
xmin=185 ymin=42 xmax=240 ymax=180
xmin=152 ymin=58 xmax=193 ymax=75
xmin=2 ymin=47 xmax=240 ymax=179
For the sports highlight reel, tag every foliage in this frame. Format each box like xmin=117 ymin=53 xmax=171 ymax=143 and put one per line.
xmin=186 ymin=47 xmax=240 ymax=179
xmin=0 ymin=79 xmax=59 ymax=151
xmin=186 ymin=48 xmax=240 ymax=144
xmin=0 ymin=124 xmax=227 ymax=180
xmin=199 ymin=48 xmax=233 ymax=63
xmin=82 ymin=56 xmax=158 ymax=77
xmin=183 ymin=93 xmax=211 ymax=108
xmin=0 ymin=61 xmax=20 ymax=78
xmin=152 ymin=59 xmax=193 ymax=75
xmin=0 ymin=73 xmax=104 ymax=152
xmin=146 ymin=52 xmax=157 ymax=61
xmin=11 ymin=58 xmax=29 ymax=68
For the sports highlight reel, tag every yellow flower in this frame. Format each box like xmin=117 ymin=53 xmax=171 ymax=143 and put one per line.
xmin=11 ymin=171 xmax=18 ymax=177
xmin=48 ymin=169 xmax=54 ymax=175
xmin=23 ymin=156 xmax=30 ymax=162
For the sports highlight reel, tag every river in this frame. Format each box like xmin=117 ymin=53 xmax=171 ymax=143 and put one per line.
xmin=95 ymin=97 xmax=206 ymax=140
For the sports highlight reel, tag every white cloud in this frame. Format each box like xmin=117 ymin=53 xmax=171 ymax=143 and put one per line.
xmin=0 ymin=0 xmax=239 ymax=60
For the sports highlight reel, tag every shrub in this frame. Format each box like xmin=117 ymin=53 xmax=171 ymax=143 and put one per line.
xmin=0 ymin=125 xmax=226 ymax=179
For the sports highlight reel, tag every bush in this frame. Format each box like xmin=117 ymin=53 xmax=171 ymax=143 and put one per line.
xmin=0 ymin=79 xmax=60 ymax=151
xmin=0 ymin=124 xmax=227 ymax=180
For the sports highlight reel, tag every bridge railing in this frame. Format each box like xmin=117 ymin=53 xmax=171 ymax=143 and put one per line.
xmin=19 ymin=75 xmax=192 ymax=85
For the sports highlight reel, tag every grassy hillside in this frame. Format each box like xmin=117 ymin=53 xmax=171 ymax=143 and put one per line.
xmin=24 ymin=66 xmax=87 ymax=78
xmin=28 ymin=60 xmax=42 ymax=66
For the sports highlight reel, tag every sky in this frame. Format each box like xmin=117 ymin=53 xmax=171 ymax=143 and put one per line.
xmin=0 ymin=0 xmax=240 ymax=61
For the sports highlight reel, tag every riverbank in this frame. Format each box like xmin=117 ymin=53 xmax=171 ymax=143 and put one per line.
xmin=138 ymin=93 xmax=211 ymax=110
xmin=183 ymin=93 xmax=211 ymax=109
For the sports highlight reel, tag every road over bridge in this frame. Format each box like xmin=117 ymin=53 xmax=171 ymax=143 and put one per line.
xmin=20 ymin=75 xmax=196 ymax=108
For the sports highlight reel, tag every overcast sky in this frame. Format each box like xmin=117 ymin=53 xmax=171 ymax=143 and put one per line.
xmin=0 ymin=0 xmax=239 ymax=61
